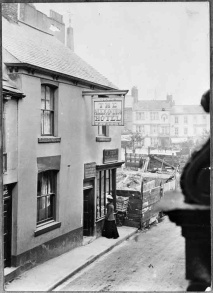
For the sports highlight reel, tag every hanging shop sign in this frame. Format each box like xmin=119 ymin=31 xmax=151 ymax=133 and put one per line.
xmin=91 ymin=97 xmax=124 ymax=126
xmin=103 ymin=149 xmax=119 ymax=163
xmin=84 ymin=162 xmax=96 ymax=179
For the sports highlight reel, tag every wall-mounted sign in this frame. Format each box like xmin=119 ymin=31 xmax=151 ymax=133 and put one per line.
xmin=84 ymin=162 xmax=96 ymax=179
xmin=92 ymin=97 xmax=124 ymax=126
xmin=103 ymin=149 xmax=118 ymax=163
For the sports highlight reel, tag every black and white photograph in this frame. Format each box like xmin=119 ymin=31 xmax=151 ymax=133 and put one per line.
xmin=1 ymin=1 xmax=211 ymax=291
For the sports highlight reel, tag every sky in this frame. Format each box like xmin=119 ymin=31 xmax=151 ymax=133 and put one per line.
xmin=34 ymin=2 xmax=210 ymax=105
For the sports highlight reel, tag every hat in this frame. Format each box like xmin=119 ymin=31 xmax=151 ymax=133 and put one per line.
xmin=106 ymin=194 xmax=113 ymax=200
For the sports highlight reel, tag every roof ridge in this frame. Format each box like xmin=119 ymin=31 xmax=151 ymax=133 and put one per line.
xmin=18 ymin=20 xmax=54 ymax=36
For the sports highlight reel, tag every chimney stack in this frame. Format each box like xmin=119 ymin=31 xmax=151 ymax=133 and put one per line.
xmin=2 ymin=3 xmax=18 ymax=23
xmin=131 ymin=86 xmax=138 ymax=104
xmin=66 ymin=15 xmax=74 ymax=51
xmin=67 ymin=26 xmax=74 ymax=51
xmin=167 ymin=94 xmax=175 ymax=106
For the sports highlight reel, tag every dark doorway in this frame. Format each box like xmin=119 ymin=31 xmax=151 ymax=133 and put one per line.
xmin=4 ymin=185 xmax=12 ymax=267
xmin=83 ymin=180 xmax=94 ymax=236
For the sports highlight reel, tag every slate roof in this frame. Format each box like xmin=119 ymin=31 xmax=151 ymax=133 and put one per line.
xmin=2 ymin=17 xmax=117 ymax=89
xmin=133 ymin=100 xmax=172 ymax=111
xmin=171 ymin=105 xmax=205 ymax=114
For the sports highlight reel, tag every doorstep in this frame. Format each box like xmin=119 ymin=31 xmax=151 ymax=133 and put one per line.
xmin=4 ymin=266 xmax=21 ymax=283
xmin=83 ymin=236 xmax=97 ymax=246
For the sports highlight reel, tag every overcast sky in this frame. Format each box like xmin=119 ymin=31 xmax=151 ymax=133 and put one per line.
xmin=34 ymin=2 xmax=210 ymax=105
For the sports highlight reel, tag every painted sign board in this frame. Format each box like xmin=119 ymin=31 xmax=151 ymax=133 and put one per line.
xmin=103 ymin=149 xmax=118 ymax=163
xmin=92 ymin=97 xmax=124 ymax=126
xmin=84 ymin=162 xmax=96 ymax=179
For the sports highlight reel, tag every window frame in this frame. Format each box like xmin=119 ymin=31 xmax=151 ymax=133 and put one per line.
xmin=98 ymin=125 xmax=108 ymax=136
xmin=96 ymin=168 xmax=115 ymax=221
xmin=37 ymin=170 xmax=57 ymax=226
xmin=96 ymin=125 xmax=111 ymax=142
xmin=41 ymin=85 xmax=55 ymax=136
xmin=184 ymin=115 xmax=188 ymax=124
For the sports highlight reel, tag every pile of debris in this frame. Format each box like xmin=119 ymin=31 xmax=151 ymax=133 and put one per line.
xmin=116 ymin=171 xmax=142 ymax=190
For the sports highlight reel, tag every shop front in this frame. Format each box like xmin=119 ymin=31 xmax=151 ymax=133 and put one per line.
xmin=95 ymin=149 xmax=124 ymax=237
xmin=83 ymin=154 xmax=124 ymax=238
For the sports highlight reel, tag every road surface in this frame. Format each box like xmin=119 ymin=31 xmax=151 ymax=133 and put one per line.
xmin=55 ymin=216 xmax=188 ymax=291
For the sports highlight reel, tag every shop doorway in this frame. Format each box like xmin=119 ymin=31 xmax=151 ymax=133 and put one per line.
xmin=83 ymin=180 xmax=94 ymax=236
xmin=3 ymin=185 xmax=12 ymax=267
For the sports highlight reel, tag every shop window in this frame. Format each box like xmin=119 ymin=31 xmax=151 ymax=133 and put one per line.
xmin=41 ymin=85 xmax=55 ymax=136
xmin=37 ymin=170 xmax=56 ymax=225
xmin=96 ymin=169 xmax=114 ymax=220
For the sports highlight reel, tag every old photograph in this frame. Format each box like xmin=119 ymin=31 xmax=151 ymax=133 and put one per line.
xmin=2 ymin=1 xmax=211 ymax=291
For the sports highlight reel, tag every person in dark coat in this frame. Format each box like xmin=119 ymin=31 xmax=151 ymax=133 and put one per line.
xmin=102 ymin=194 xmax=119 ymax=239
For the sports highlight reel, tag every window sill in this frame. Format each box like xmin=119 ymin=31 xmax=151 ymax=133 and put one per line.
xmin=38 ymin=137 xmax=61 ymax=143
xmin=96 ymin=137 xmax=111 ymax=142
xmin=34 ymin=221 xmax=61 ymax=237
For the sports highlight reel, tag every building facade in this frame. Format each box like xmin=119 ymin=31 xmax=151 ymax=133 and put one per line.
xmin=170 ymin=105 xmax=209 ymax=144
xmin=2 ymin=3 xmax=127 ymax=272
xmin=124 ymin=87 xmax=210 ymax=148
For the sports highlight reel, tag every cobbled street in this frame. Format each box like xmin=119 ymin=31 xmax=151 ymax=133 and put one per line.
xmin=55 ymin=216 xmax=188 ymax=291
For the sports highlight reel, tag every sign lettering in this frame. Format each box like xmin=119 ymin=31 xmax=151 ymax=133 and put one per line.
xmin=103 ymin=149 xmax=119 ymax=163
xmin=84 ymin=162 xmax=96 ymax=179
xmin=92 ymin=97 xmax=124 ymax=126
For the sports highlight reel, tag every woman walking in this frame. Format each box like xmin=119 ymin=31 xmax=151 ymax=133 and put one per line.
xmin=102 ymin=193 xmax=119 ymax=239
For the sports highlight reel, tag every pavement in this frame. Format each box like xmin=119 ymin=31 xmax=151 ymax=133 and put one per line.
xmin=4 ymin=225 xmax=138 ymax=292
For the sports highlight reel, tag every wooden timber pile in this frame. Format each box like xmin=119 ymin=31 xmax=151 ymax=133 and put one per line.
xmin=116 ymin=177 xmax=164 ymax=229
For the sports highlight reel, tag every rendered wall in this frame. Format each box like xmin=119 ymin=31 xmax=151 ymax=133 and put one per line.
xmin=13 ymin=74 xmax=84 ymax=256
xmin=3 ymin=99 xmax=18 ymax=185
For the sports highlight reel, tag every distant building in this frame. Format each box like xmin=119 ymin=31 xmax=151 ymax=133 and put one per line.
xmin=170 ymin=105 xmax=210 ymax=144
xmin=123 ymin=87 xmax=209 ymax=148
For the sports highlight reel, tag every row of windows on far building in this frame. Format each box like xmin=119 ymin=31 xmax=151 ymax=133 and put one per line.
xmin=135 ymin=125 xmax=207 ymax=135
xmin=136 ymin=111 xmax=207 ymax=123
